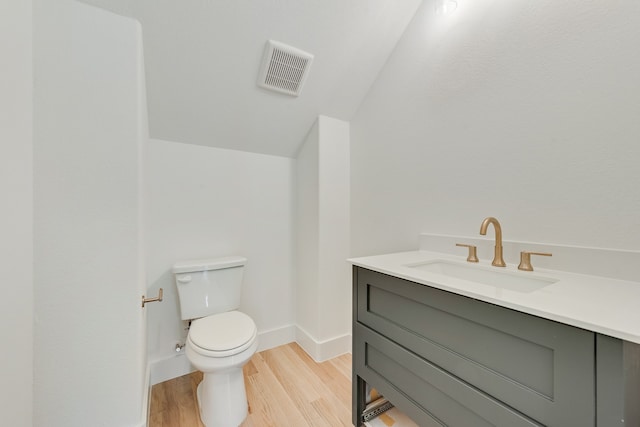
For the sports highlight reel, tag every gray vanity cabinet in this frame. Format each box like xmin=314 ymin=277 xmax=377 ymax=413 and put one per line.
xmin=352 ymin=266 xmax=640 ymax=427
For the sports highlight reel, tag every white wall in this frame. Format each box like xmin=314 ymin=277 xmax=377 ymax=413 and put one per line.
xmin=0 ymin=1 xmax=33 ymax=425
xmin=351 ymin=0 xmax=640 ymax=256
xmin=296 ymin=116 xmax=351 ymax=361
xmin=33 ymin=2 xmax=147 ymax=425
xmin=317 ymin=117 xmax=351 ymax=347
xmin=146 ymin=138 xmax=296 ymax=380
xmin=296 ymin=121 xmax=320 ymax=350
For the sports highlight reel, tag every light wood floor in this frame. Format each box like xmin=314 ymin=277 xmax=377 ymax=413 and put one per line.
xmin=149 ymin=343 xmax=353 ymax=427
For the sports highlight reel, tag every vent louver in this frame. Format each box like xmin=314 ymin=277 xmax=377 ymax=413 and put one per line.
xmin=257 ymin=40 xmax=314 ymax=97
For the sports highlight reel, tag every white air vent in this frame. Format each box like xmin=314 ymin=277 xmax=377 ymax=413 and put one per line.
xmin=257 ymin=40 xmax=314 ymax=97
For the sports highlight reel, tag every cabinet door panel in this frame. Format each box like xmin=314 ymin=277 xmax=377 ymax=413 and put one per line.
xmin=355 ymin=324 xmax=543 ymax=427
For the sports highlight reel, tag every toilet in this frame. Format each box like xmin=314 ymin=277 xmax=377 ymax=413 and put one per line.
xmin=173 ymin=256 xmax=258 ymax=427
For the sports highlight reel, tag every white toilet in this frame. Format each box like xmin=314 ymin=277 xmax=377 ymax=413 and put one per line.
xmin=173 ymin=256 xmax=258 ymax=427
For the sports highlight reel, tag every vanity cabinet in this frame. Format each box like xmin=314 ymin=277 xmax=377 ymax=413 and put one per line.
xmin=352 ymin=266 xmax=640 ymax=427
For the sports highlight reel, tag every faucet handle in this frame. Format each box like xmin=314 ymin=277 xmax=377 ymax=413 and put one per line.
xmin=518 ymin=251 xmax=552 ymax=271
xmin=456 ymin=243 xmax=479 ymax=263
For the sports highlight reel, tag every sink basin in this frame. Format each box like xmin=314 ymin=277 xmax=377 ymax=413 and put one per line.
xmin=407 ymin=260 xmax=557 ymax=293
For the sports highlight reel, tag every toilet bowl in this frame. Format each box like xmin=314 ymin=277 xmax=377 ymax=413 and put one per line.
xmin=185 ymin=310 xmax=258 ymax=427
xmin=173 ymin=256 xmax=256 ymax=427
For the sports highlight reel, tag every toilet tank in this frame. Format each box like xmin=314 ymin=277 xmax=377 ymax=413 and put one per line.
xmin=172 ymin=256 xmax=247 ymax=320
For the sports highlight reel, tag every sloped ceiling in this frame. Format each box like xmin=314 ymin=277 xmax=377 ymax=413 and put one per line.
xmin=79 ymin=0 xmax=423 ymax=157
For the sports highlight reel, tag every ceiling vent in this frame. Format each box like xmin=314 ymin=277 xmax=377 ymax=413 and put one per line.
xmin=257 ymin=40 xmax=314 ymax=97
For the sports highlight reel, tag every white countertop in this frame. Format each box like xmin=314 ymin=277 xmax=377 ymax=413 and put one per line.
xmin=349 ymin=250 xmax=640 ymax=344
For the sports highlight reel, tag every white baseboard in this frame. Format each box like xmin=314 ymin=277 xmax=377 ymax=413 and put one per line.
xmin=148 ymin=324 xmax=351 ymax=384
xmin=149 ymin=324 xmax=297 ymax=385
xmin=257 ymin=324 xmax=296 ymax=352
xmin=149 ymin=352 xmax=194 ymax=386
xmin=295 ymin=325 xmax=352 ymax=362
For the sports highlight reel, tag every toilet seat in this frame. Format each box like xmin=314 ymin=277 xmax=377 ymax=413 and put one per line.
xmin=188 ymin=310 xmax=257 ymax=358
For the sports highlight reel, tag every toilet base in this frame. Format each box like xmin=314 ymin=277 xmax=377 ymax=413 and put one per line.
xmin=197 ymin=367 xmax=248 ymax=427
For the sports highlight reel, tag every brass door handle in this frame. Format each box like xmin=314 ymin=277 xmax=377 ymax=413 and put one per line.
xmin=518 ymin=252 xmax=552 ymax=271
xmin=456 ymin=243 xmax=479 ymax=262
xmin=142 ymin=288 xmax=163 ymax=307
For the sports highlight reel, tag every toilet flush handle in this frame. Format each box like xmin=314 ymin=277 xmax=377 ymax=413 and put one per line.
xmin=177 ymin=275 xmax=192 ymax=284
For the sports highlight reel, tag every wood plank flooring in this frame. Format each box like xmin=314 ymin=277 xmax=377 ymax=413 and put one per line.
xmin=149 ymin=342 xmax=353 ymax=427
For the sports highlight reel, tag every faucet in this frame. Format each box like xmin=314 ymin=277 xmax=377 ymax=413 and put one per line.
xmin=479 ymin=217 xmax=506 ymax=267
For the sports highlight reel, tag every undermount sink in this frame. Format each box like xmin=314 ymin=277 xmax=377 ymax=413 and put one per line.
xmin=407 ymin=260 xmax=557 ymax=293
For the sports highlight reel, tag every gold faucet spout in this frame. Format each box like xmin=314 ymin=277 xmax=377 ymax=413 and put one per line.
xmin=479 ymin=217 xmax=506 ymax=267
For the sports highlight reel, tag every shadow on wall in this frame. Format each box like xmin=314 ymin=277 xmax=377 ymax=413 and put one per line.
xmin=146 ymin=271 xmax=188 ymax=360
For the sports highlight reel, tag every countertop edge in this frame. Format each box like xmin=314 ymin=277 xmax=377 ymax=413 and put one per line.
xmin=349 ymin=251 xmax=640 ymax=345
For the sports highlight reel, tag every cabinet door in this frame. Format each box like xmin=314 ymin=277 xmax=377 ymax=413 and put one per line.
xmin=355 ymin=324 xmax=544 ymax=427
xmin=355 ymin=267 xmax=595 ymax=427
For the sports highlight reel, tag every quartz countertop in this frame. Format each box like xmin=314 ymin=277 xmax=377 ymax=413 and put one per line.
xmin=349 ymin=250 xmax=640 ymax=344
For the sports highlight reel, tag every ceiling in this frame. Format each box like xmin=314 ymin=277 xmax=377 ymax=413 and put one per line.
xmin=78 ymin=0 xmax=423 ymax=157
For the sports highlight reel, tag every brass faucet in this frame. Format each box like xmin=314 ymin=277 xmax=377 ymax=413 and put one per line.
xmin=479 ymin=217 xmax=506 ymax=267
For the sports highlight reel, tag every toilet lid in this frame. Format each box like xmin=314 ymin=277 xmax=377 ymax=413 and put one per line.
xmin=189 ymin=311 xmax=256 ymax=352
